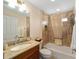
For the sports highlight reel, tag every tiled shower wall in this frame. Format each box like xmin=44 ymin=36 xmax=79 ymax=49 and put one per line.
xmin=49 ymin=10 xmax=75 ymax=46
xmin=42 ymin=10 xmax=75 ymax=47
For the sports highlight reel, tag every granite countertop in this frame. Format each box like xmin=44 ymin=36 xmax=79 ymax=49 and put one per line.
xmin=3 ymin=40 xmax=40 ymax=59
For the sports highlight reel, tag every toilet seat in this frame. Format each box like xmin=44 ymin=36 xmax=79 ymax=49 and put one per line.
xmin=40 ymin=49 xmax=52 ymax=56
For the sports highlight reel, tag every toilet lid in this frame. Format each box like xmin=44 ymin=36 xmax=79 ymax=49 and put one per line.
xmin=40 ymin=49 xmax=52 ymax=56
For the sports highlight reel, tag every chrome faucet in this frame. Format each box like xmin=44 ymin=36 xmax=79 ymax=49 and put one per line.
xmin=14 ymin=35 xmax=21 ymax=44
xmin=14 ymin=35 xmax=24 ymax=44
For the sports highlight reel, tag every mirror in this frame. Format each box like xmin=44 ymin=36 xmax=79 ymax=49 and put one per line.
xmin=3 ymin=1 xmax=30 ymax=43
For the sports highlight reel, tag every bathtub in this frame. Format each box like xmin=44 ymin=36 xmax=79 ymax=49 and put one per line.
xmin=44 ymin=43 xmax=76 ymax=59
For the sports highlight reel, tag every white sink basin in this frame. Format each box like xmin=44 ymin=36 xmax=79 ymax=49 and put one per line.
xmin=10 ymin=44 xmax=31 ymax=52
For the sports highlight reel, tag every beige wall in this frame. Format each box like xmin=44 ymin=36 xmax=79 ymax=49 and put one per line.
xmin=24 ymin=1 xmax=43 ymax=39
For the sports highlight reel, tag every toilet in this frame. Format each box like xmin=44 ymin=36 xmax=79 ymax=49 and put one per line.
xmin=40 ymin=48 xmax=52 ymax=59
xmin=39 ymin=40 xmax=52 ymax=59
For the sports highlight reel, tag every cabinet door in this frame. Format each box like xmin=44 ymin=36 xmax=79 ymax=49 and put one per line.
xmin=26 ymin=47 xmax=39 ymax=59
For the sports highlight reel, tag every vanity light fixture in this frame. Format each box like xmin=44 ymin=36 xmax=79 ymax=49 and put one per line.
xmin=61 ymin=18 xmax=68 ymax=22
xmin=4 ymin=0 xmax=29 ymax=13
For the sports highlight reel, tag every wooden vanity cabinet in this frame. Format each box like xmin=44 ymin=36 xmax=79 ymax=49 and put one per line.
xmin=13 ymin=45 xmax=39 ymax=59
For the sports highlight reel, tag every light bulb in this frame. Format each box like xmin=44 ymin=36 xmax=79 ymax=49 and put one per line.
xmin=7 ymin=0 xmax=17 ymax=8
xmin=8 ymin=3 xmax=15 ymax=8
xmin=18 ymin=4 xmax=26 ymax=12
xmin=19 ymin=7 xmax=24 ymax=12
xmin=21 ymin=4 xmax=26 ymax=10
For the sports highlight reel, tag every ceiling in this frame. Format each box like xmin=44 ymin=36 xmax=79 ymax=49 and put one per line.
xmin=27 ymin=0 xmax=75 ymax=14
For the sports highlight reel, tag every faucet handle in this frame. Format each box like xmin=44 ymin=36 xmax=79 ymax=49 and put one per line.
xmin=15 ymin=35 xmax=18 ymax=39
xmin=72 ymin=49 xmax=76 ymax=54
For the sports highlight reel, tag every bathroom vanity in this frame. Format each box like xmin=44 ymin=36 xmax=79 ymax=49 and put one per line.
xmin=13 ymin=45 xmax=39 ymax=59
xmin=4 ymin=40 xmax=40 ymax=59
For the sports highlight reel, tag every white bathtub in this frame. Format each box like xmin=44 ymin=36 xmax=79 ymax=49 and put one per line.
xmin=44 ymin=43 xmax=76 ymax=59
